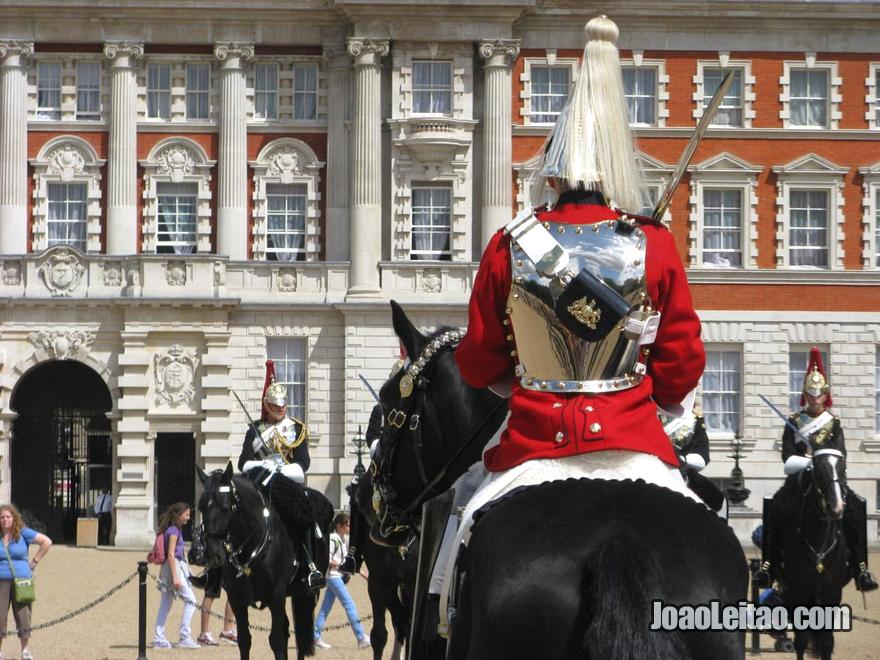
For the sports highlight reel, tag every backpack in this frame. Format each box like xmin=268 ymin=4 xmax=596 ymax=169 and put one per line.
xmin=187 ymin=524 xmax=206 ymax=567
xmin=146 ymin=532 xmax=166 ymax=565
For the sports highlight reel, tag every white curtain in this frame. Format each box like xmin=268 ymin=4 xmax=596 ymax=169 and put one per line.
xmin=47 ymin=183 xmax=87 ymax=250
xmin=702 ymin=351 xmax=741 ymax=433
xmin=413 ymin=62 xmax=451 ymax=114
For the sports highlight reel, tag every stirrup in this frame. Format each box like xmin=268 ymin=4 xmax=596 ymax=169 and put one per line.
xmin=857 ymin=564 xmax=878 ymax=592
xmin=305 ymin=567 xmax=326 ymax=590
xmin=753 ymin=562 xmax=772 ymax=589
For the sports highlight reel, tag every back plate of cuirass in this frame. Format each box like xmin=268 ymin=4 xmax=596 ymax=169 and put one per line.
xmin=508 ymin=218 xmax=650 ymax=392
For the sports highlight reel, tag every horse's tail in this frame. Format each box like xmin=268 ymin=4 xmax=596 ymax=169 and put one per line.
xmin=579 ymin=533 xmax=689 ymax=660
xmin=292 ymin=591 xmax=316 ymax=656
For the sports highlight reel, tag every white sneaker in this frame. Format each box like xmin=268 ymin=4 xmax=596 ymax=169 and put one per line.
xmin=314 ymin=638 xmax=332 ymax=649
xmin=358 ymin=635 xmax=371 ymax=649
xmin=153 ymin=639 xmax=173 ymax=649
xmin=178 ymin=637 xmax=202 ymax=649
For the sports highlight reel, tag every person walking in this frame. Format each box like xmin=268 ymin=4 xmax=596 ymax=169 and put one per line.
xmin=313 ymin=513 xmax=369 ymax=651
xmin=153 ymin=502 xmax=200 ymax=649
xmin=93 ymin=489 xmax=113 ymax=546
xmin=194 ymin=566 xmax=237 ymax=646
xmin=0 ymin=503 xmax=53 ymax=660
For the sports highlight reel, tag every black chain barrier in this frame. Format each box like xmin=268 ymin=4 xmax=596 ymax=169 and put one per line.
xmin=853 ymin=614 xmax=880 ymax=626
xmin=1 ymin=570 xmax=139 ymax=637
xmin=147 ymin=570 xmax=373 ymax=634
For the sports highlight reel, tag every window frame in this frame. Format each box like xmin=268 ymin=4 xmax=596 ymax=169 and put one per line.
xmin=781 ymin=58 xmax=841 ymax=130
xmin=787 ymin=188 xmax=830 ymax=268
xmin=622 ymin=65 xmax=659 ymax=127
xmin=700 ymin=187 xmax=745 ymax=268
xmin=409 ymin=184 xmax=453 ymax=261
xmin=700 ymin=347 xmax=743 ymax=440
xmin=264 ymin=183 xmax=308 ymax=262
xmin=46 ymin=182 xmax=89 ymax=252
xmin=411 ymin=60 xmax=454 ymax=117
xmin=859 ymin=161 xmax=880 ymax=269
xmin=36 ymin=60 xmax=62 ymax=120
xmin=520 ymin=56 xmax=577 ymax=126
xmin=867 ymin=63 xmax=880 ymax=130
xmin=266 ymin=336 xmax=308 ymax=422
xmin=146 ymin=62 xmax=172 ymax=120
xmin=75 ymin=61 xmax=102 ymax=121
xmin=254 ymin=61 xmax=279 ymax=121
xmin=693 ymin=58 xmax=754 ymax=129
xmin=185 ymin=62 xmax=211 ymax=121
xmin=155 ymin=182 xmax=199 ymax=255
xmin=292 ymin=62 xmax=318 ymax=121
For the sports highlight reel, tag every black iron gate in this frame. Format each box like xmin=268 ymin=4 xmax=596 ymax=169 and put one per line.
xmin=12 ymin=407 xmax=111 ymax=541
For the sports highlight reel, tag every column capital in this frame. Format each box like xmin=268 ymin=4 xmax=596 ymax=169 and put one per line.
xmin=0 ymin=41 xmax=34 ymax=65
xmin=213 ymin=42 xmax=254 ymax=68
xmin=347 ymin=38 xmax=390 ymax=66
xmin=478 ymin=39 xmax=520 ymax=68
xmin=103 ymin=42 xmax=144 ymax=65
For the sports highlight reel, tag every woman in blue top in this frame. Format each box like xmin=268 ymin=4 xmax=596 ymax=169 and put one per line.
xmin=153 ymin=502 xmax=200 ymax=649
xmin=0 ymin=503 xmax=53 ymax=660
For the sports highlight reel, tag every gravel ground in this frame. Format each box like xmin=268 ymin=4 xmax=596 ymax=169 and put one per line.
xmin=4 ymin=545 xmax=879 ymax=659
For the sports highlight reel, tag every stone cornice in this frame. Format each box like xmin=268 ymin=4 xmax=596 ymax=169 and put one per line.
xmin=513 ymin=125 xmax=880 ymax=142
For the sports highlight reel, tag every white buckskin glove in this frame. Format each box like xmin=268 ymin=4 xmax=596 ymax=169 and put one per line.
xmin=684 ymin=453 xmax=706 ymax=472
xmin=279 ymin=462 xmax=305 ymax=484
xmin=784 ymin=455 xmax=811 ymax=475
xmin=242 ymin=459 xmax=276 ymax=473
xmin=657 ymin=388 xmax=697 ymax=420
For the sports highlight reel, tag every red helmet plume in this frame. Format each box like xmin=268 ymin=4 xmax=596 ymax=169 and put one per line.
xmin=801 ymin=347 xmax=831 ymax=408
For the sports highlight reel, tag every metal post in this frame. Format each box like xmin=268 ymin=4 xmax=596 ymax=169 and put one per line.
xmin=749 ymin=558 xmax=761 ymax=655
xmin=137 ymin=560 xmax=148 ymax=660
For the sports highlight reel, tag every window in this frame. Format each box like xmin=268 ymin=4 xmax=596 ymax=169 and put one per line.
xmin=147 ymin=63 xmax=171 ymax=120
xmin=702 ymin=350 xmax=741 ymax=434
xmin=622 ymin=67 xmax=656 ymax=126
xmin=702 ymin=189 xmax=742 ymax=267
xmin=255 ymin=63 xmax=278 ymax=120
xmin=529 ymin=65 xmax=570 ymax=124
xmin=875 ymin=347 xmax=880 ymax=434
xmin=156 ymin=182 xmax=198 ymax=254
xmin=411 ymin=186 xmax=452 ymax=260
xmin=37 ymin=62 xmax=62 ymax=120
xmin=789 ymin=190 xmax=828 ymax=267
xmin=265 ymin=184 xmax=307 ymax=262
xmin=266 ymin=337 xmax=307 ymax=421
xmin=46 ymin=183 xmax=88 ymax=251
xmin=876 ymin=189 xmax=880 ymax=268
xmin=640 ymin=185 xmax=660 ymax=217
xmin=412 ymin=61 xmax=452 ymax=115
xmin=875 ymin=68 xmax=880 ymax=128
xmin=790 ymin=69 xmax=828 ymax=128
xmin=76 ymin=62 xmax=101 ymax=120
xmin=293 ymin=63 xmax=318 ymax=120
xmin=186 ymin=63 xmax=210 ymax=120
xmin=702 ymin=68 xmax=743 ymax=127
xmin=789 ymin=347 xmax=829 ymax=413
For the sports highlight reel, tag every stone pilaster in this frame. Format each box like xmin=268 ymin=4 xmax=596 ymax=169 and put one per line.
xmin=347 ymin=38 xmax=389 ymax=295
xmin=478 ymin=40 xmax=519 ymax=247
xmin=214 ymin=43 xmax=254 ymax=260
xmin=323 ymin=43 xmax=352 ymax=262
xmin=199 ymin=330 xmax=234 ymax=473
xmin=114 ymin=330 xmax=153 ymax=547
xmin=103 ymin=43 xmax=143 ymax=255
xmin=0 ymin=42 xmax=33 ymax=254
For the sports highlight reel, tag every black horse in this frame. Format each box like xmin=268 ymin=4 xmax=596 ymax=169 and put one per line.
xmin=197 ymin=463 xmax=332 ymax=660
xmin=375 ymin=303 xmax=749 ymax=659
xmin=348 ymin=474 xmax=414 ymax=660
xmin=772 ymin=449 xmax=849 ymax=660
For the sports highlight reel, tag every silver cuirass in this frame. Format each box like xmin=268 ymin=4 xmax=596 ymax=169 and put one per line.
xmin=251 ymin=417 xmax=306 ymax=464
xmin=508 ymin=218 xmax=653 ymax=393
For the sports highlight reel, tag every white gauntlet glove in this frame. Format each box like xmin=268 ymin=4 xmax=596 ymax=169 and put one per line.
xmin=684 ymin=453 xmax=706 ymax=472
xmin=784 ymin=455 xmax=811 ymax=475
xmin=242 ymin=459 xmax=276 ymax=473
xmin=279 ymin=462 xmax=305 ymax=484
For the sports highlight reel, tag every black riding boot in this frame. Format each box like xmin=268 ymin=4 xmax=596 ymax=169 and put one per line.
xmin=340 ymin=506 xmax=367 ymax=575
xmin=754 ymin=497 xmax=777 ymax=589
xmin=298 ymin=524 xmax=326 ymax=591
xmin=843 ymin=493 xmax=878 ymax=592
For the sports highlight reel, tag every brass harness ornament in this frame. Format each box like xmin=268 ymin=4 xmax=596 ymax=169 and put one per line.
xmin=566 ymin=297 xmax=601 ymax=330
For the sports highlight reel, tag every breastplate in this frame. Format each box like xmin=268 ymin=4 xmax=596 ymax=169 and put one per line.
xmin=793 ymin=411 xmax=834 ymax=448
xmin=251 ymin=417 xmax=304 ymax=463
xmin=508 ymin=218 xmax=650 ymax=393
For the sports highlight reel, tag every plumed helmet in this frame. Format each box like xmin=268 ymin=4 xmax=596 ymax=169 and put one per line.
xmin=261 ymin=359 xmax=288 ymax=419
xmin=801 ymin=346 xmax=832 ymax=407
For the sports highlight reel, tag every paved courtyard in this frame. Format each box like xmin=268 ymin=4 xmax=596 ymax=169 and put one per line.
xmin=5 ymin=545 xmax=879 ymax=659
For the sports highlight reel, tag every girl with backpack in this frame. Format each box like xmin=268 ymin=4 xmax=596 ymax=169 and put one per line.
xmin=153 ymin=502 xmax=200 ymax=649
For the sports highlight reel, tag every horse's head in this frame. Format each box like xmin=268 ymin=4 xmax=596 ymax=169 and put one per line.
xmin=197 ymin=461 xmax=237 ymax=569
xmin=810 ymin=449 xmax=847 ymax=520
xmin=370 ymin=301 xmax=507 ymax=545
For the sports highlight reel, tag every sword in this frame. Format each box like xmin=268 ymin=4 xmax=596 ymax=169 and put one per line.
xmin=232 ymin=390 xmax=278 ymax=469
xmin=758 ymin=394 xmax=809 ymax=443
xmin=358 ymin=374 xmax=381 ymax=403
xmin=652 ymin=70 xmax=735 ymax=221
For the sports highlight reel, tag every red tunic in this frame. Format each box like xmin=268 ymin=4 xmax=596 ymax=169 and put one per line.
xmin=455 ymin=201 xmax=705 ymax=472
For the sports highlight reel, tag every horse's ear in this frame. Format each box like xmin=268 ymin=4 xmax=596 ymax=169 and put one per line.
xmin=390 ymin=299 xmax=426 ymax=359
xmin=196 ymin=464 xmax=209 ymax=484
xmin=224 ymin=461 xmax=234 ymax=481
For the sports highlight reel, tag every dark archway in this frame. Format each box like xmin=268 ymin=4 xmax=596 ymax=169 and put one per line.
xmin=11 ymin=360 xmax=113 ymax=542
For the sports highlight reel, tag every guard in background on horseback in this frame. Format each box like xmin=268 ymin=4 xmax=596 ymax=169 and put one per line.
xmin=238 ymin=360 xmax=325 ymax=590
xmin=755 ymin=347 xmax=877 ymax=592
xmin=660 ymin=403 xmax=725 ymax=512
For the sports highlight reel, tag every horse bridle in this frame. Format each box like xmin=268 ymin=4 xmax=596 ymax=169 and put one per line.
xmin=204 ymin=476 xmax=273 ymax=577
xmin=372 ymin=331 xmax=507 ymax=540
xmin=797 ymin=448 xmax=845 ymax=574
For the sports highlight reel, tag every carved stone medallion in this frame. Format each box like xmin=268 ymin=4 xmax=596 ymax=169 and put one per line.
xmin=165 ymin=263 xmax=187 ymax=286
xmin=102 ymin=261 xmax=123 ymax=286
xmin=278 ymin=269 xmax=297 ymax=292
xmin=38 ymin=248 xmax=86 ymax=296
xmin=2 ymin=261 xmax=21 ymax=285
xmin=29 ymin=329 xmax=95 ymax=360
xmin=422 ymin=270 xmax=442 ymax=293
xmin=154 ymin=344 xmax=198 ymax=406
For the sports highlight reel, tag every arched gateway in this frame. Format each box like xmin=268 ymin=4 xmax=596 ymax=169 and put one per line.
xmin=10 ymin=360 xmax=112 ymax=542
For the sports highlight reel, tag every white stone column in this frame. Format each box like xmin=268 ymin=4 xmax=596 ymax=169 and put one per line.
xmin=0 ymin=42 xmax=33 ymax=254
xmin=214 ymin=43 xmax=254 ymax=260
xmin=479 ymin=40 xmax=520 ymax=247
xmin=323 ymin=44 xmax=352 ymax=262
xmin=103 ymin=43 xmax=143 ymax=255
xmin=347 ymin=38 xmax=389 ymax=295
